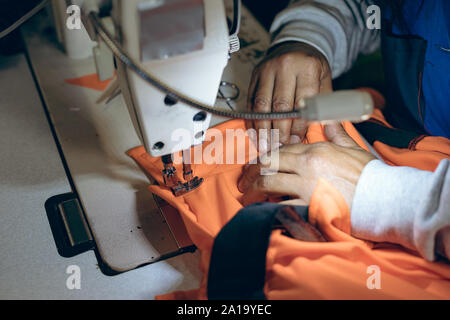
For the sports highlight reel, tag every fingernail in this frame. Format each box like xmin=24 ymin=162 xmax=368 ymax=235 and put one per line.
xmin=271 ymin=142 xmax=283 ymax=151
xmin=259 ymin=139 xmax=268 ymax=153
xmin=290 ymin=135 xmax=301 ymax=144
xmin=238 ymin=179 xmax=245 ymax=193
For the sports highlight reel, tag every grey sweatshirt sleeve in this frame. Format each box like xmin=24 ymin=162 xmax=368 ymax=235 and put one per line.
xmin=351 ymin=159 xmax=450 ymax=261
xmin=270 ymin=0 xmax=381 ymax=78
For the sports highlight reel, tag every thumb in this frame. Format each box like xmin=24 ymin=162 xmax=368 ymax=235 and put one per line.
xmin=324 ymin=122 xmax=358 ymax=148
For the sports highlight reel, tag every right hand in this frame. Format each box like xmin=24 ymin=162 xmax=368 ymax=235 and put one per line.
xmin=238 ymin=122 xmax=376 ymax=210
xmin=247 ymin=42 xmax=333 ymax=148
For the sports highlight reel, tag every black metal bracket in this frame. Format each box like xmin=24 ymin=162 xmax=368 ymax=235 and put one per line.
xmin=44 ymin=192 xmax=197 ymax=276
xmin=45 ymin=193 xmax=95 ymax=258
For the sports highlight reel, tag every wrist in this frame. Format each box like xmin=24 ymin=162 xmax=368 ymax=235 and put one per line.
xmin=266 ymin=41 xmax=331 ymax=80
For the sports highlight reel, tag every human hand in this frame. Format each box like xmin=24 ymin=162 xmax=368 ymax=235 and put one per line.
xmin=238 ymin=123 xmax=376 ymax=210
xmin=247 ymin=42 xmax=332 ymax=146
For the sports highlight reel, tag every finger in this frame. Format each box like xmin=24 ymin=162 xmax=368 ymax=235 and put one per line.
xmin=289 ymin=135 xmax=302 ymax=144
xmin=252 ymin=71 xmax=275 ymax=151
xmin=238 ymin=152 xmax=301 ymax=193
xmin=290 ymin=118 xmax=309 ymax=141
xmin=319 ymin=73 xmax=333 ymax=94
xmin=324 ymin=122 xmax=358 ymax=148
xmin=238 ymin=163 xmax=263 ymax=193
xmin=272 ymin=72 xmax=296 ymax=145
xmin=292 ymin=73 xmax=320 ymax=138
xmin=247 ymin=70 xmax=259 ymax=110
xmin=246 ymin=71 xmax=259 ymax=129
xmin=281 ymin=161 xmax=317 ymax=203
xmin=242 ymin=173 xmax=302 ymax=206
xmin=278 ymin=142 xmax=312 ymax=155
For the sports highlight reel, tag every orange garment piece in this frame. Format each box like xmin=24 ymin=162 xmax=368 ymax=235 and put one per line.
xmin=128 ymin=118 xmax=450 ymax=300
xmin=65 ymin=73 xmax=113 ymax=91
xmin=358 ymin=88 xmax=450 ymax=172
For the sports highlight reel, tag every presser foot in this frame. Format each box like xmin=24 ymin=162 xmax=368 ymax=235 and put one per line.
xmin=170 ymin=176 xmax=204 ymax=197
xmin=161 ymin=154 xmax=203 ymax=197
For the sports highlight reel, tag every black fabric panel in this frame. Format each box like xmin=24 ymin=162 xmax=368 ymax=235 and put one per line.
xmin=380 ymin=22 xmax=428 ymax=135
xmin=207 ymin=203 xmax=309 ymax=300
xmin=355 ymin=120 xmax=421 ymax=148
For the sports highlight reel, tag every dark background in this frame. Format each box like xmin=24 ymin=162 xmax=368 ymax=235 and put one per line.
xmin=0 ymin=0 xmax=291 ymax=54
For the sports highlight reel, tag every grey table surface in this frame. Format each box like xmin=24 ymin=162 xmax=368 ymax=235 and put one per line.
xmin=0 ymin=54 xmax=202 ymax=300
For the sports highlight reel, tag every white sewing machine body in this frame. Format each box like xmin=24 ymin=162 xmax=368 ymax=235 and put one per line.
xmin=21 ymin=0 xmax=262 ymax=275
xmin=113 ymin=0 xmax=230 ymax=157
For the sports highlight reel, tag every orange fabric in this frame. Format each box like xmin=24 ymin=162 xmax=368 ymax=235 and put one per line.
xmin=358 ymin=88 xmax=450 ymax=172
xmin=128 ymin=118 xmax=450 ymax=300
xmin=65 ymin=73 xmax=113 ymax=91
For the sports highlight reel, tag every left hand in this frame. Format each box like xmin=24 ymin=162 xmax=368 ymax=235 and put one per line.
xmin=247 ymin=42 xmax=333 ymax=146
xmin=238 ymin=123 xmax=376 ymax=210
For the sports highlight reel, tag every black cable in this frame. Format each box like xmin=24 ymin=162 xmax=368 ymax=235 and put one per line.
xmin=0 ymin=0 xmax=49 ymax=39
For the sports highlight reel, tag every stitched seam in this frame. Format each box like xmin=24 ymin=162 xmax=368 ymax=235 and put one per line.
xmin=408 ymin=134 xmax=427 ymax=151
xmin=418 ymin=71 xmax=425 ymax=125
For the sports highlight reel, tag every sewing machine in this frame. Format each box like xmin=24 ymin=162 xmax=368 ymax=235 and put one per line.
xmin=21 ymin=0 xmax=373 ymax=275
xmin=80 ymin=0 xmax=373 ymax=198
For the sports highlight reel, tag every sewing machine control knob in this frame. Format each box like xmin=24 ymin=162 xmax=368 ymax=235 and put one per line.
xmin=228 ymin=0 xmax=241 ymax=54
xmin=229 ymin=35 xmax=240 ymax=54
